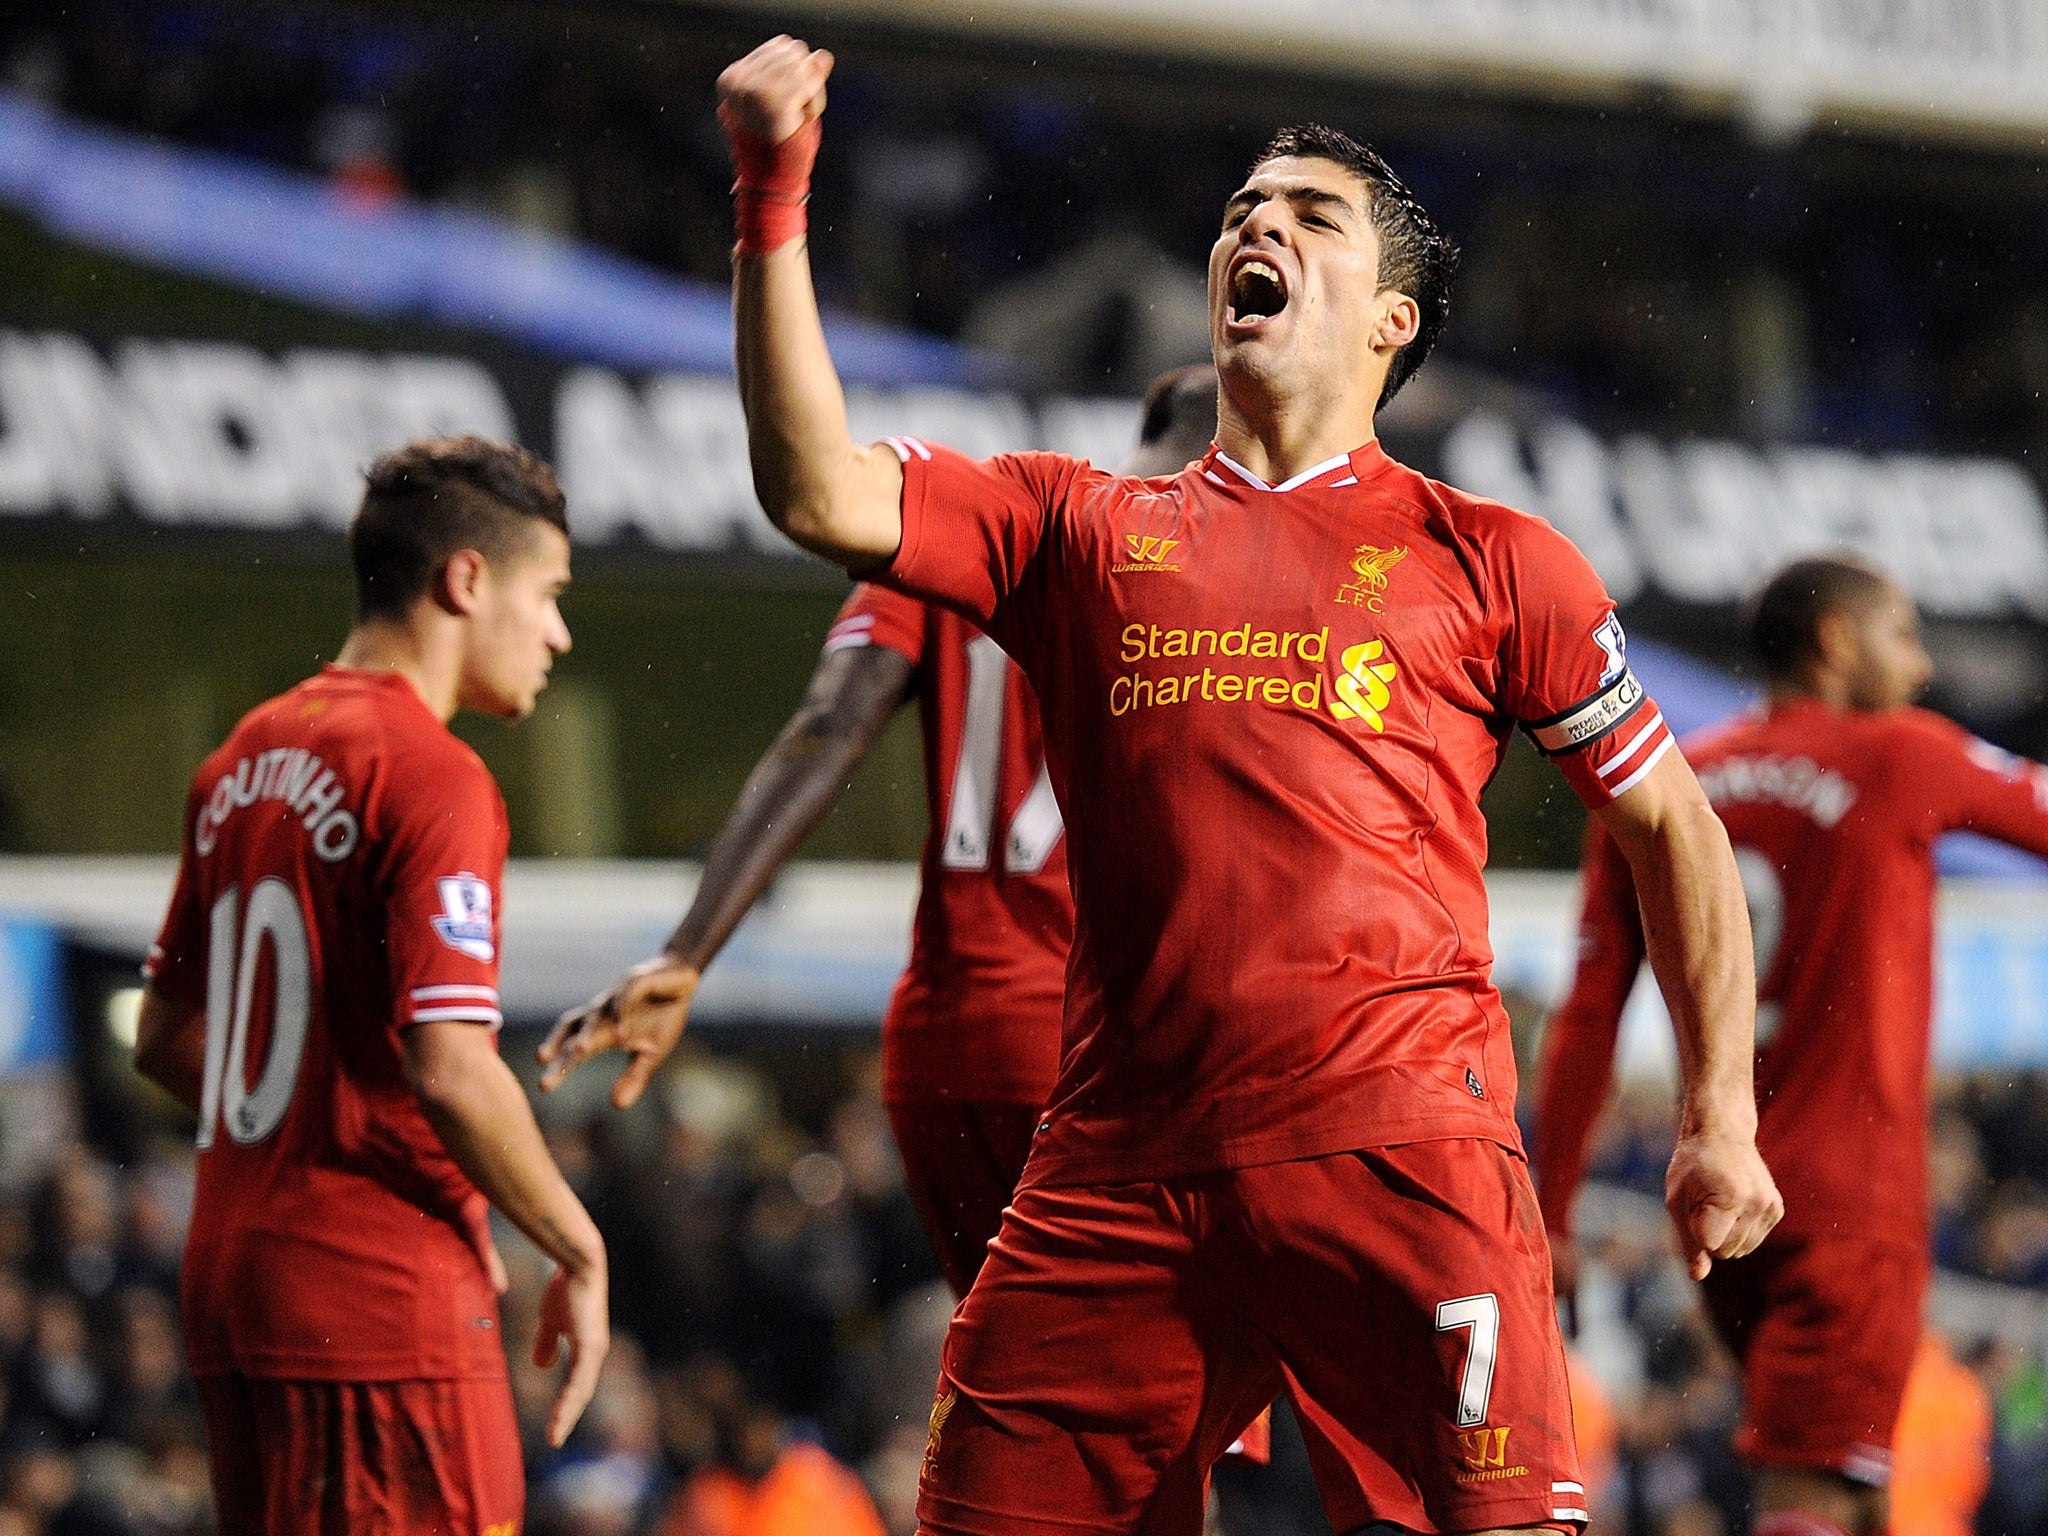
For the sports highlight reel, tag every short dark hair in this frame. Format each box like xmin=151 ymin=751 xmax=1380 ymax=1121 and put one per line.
xmin=1250 ymin=125 xmax=1458 ymax=407
xmin=350 ymin=436 xmax=568 ymax=622
xmin=1741 ymin=555 xmax=1894 ymax=683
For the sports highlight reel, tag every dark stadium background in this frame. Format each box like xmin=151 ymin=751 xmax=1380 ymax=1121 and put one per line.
xmin=1 ymin=4 xmax=2047 ymax=1534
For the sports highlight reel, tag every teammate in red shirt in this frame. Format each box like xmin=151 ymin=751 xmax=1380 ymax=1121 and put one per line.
xmin=539 ymin=366 xmax=1211 ymax=1297
xmin=712 ymin=36 xmax=1779 ymax=1534
xmin=1535 ymin=555 xmax=2048 ymax=1536
xmin=133 ymin=437 xmax=609 ymax=1534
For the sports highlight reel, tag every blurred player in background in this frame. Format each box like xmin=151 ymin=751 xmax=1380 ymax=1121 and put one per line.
xmin=539 ymin=363 xmax=1213 ymax=1298
xmin=1536 ymin=554 xmax=2048 ymax=1536
xmin=711 ymin=35 xmax=1778 ymax=1535
xmin=133 ymin=437 xmax=608 ymax=1534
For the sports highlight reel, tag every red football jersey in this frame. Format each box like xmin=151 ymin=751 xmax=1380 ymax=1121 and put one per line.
xmin=880 ymin=436 xmax=1669 ymax=1186
xmin=1536 ymin=700 xmax=2048 ymax=1245
xmin=146 ymin=668 xmax=508 ymax=1380
xmin=826 ymin=584 xmax=1072 ymax=1106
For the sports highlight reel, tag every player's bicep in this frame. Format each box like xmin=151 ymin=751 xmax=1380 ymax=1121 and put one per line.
xmin=401 ymin=1017 xmax=502 ymax=1110
xmin=792 ymin=441 xmax=905 ymax=567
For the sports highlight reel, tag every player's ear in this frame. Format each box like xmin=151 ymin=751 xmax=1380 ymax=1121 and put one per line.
xmin=436 ymin=549 xmax=490 ymax=618
xmin=1372 ymin=290 xmax=1420 ymax=352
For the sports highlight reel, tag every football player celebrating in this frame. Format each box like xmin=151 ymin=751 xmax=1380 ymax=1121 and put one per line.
xmin=1537 ymin=554 xmax=2048 ymax=1536
xmin=135 ymin=438 xmax=607 ymax=1534
xmin=714 ymin=36 xmax=1779 ymax=1535
xmin=539 ymin=366 xmax=1214 ymax=1296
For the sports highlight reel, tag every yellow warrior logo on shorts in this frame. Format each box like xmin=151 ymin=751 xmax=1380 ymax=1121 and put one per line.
xmin=1454 ymin=1425 xmax=1529 ymax=1483
xmin=1335 ymin=543 xmax=1408 ymax=609
xmin=1330 ymin=641 xmax=1399 ymax=731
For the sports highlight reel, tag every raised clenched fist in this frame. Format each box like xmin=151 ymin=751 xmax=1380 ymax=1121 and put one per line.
xmin=717 ymin=35 xmax=834 ymax=146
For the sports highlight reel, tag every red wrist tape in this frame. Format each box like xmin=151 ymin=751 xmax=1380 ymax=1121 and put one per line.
xmin=719 ymin=102 xmax=822 ymax=257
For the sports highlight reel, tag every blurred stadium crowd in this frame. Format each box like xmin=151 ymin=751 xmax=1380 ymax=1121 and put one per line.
xmin=0 ymin=1040 xmax=2036 ymax=1536
xmin=6 ymin=0 xmax=2048 ymax=449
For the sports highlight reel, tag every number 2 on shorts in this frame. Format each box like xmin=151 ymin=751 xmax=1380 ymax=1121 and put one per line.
xmin=1434 ymin=1293 xmax=1500 ymax=1428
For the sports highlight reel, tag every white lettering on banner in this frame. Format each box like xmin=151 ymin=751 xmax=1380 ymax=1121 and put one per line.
xmin=1443 ymin=411 xmax=2048 ymax=620
xmin=5 ymin=328 xmax=2046 ymax=618
xmin=0 ymin=331 xmax=513 ymax=530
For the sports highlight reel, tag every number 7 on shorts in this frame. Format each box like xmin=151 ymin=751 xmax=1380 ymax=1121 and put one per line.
xmin=1434 ymin=1294 xmax=1500 ymax=1428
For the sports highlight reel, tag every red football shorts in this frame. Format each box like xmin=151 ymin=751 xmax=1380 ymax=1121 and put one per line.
xmin=198 ymin=1373 xmax=523 ymax=1535
xmin=1701 ymin=1232 xmax=1927 ymax=1486
xmin=888 ymin=1098 xmax=1044 ymax=1298
xmin=915 ymin=1140 xmax=1585 ymax=1535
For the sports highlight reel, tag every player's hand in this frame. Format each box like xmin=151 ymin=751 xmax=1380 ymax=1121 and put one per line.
xmin=534 ymin=1258 xmax=609 ymax=1449
xmin=1665 ymin=1127 xmax=1782 ymax=1281
xmin=717 ymin=35 xmax=834 ymax=145
xmin=537 ymin=956 xmax=701 ymax=1109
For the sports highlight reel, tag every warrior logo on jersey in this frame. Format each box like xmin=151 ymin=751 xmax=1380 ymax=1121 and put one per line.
xmin=1593 ymin=613 xmax=1628 ymax=686
xmin=1331 ymin=641 xmax=1399 ymax=732
xmin=1335 ymin=543 xmax=1408 ymax=610
xmin=1113 ymin=534 xmax=1183 ymax=574
xmin=430 ymin=874 xmax=495 ymax=962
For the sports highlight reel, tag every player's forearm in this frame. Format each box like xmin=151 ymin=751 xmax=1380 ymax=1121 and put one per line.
xmin=733 ymin=252 xmax=902 ymax=563
xmin=133 ymin=988 xmax=205 ymax=1112
xmin=1601 ymin=768 xmax=1758 ymax=1140
xmin=409 ymin=1037 xmax=604 ymax=1277
xmin=667 ymin=646 xmax=912 ymax=969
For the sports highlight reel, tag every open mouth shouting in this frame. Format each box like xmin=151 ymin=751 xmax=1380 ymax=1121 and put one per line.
xmin=1226 ymin=254 xmax=1290 ymax=332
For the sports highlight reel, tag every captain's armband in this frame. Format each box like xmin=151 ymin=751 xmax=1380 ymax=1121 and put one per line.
xmin=1524 ymin=669 xmax=1645 ymax=757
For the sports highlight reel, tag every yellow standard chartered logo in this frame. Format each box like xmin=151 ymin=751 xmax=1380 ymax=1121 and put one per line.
xmin=1108 ymin=622 xmax=1399 ymax=730
xmin=1330 ymin=641 xmax=1399 ymax=731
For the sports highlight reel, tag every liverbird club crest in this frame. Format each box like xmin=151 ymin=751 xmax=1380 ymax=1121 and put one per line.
xmin=1335 ymin=543 xmax=1409 ymax=609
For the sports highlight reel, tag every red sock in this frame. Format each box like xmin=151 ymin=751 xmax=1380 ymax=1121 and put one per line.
xmin=719 ymin=102 xmax=822 ymax=257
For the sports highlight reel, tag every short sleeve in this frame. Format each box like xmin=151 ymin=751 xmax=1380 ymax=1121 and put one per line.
xmin=1909 ymin=715 xmax=2048 ymax=858
xmin=826 ymin=582 xmax=928 ymax=667
xmin=380 ymin=751 xmax=509 ymax=1033
xmin=884 ymin=438 xmax=1080 ymax=630
xmin=144 ymin=780 xmax=210 ymax=1005
xmin=1498 ymin=516 xmax=1674 ymax=809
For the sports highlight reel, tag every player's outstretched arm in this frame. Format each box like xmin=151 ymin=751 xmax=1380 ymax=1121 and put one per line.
xmin=721 ymin=36 xmax=905 ymax=567
xmin=1532 ymin=823 xmax=1646 ymax=1302
xmin=134 ymin=987 xmax=206 ymax=1112
xmin=1597 ymin=747 xmax=1783 ymax=1281
xmin=403 ymin=1021 xmax=609 ymax=1447
xmin=539 ymin=642 xmax=916 ymax=1106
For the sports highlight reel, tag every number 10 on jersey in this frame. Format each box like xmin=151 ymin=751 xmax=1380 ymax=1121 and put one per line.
xmin=198 ymin=879 xmax=312 ymax=1149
